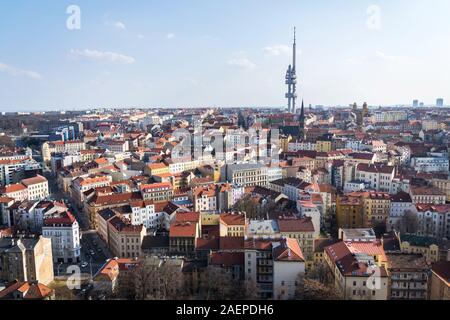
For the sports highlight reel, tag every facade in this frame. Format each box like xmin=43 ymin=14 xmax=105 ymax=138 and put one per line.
xmin=324 ymin=241 xmax=389 ymax=300
xmin=386 ymin=253 xmax=429 ymax=300
xmin=20 ymin=175 xmax=49 ymax=201
xmin=245 ymin=238 xmax=305 ymax=300
xmin=0 ymin=236 xmax=54 ymax=285
xmin=355 ymin=164 xmax=395 ymax=192
xmin=225 ymin=164 xmax=268 ymax=187
xmin=107 ymin=216 xmax=146 ymax=259
xmin=336 ymin=194 xmax=366 ymax=229
xmin=219 ymin=213 xmax=246 ymax=237
xmin=42 ymin=211 xmax=81 ymax=263
xmin=430 ymin=261 xmax=450 ymax=300
xmin=410 ymin=186 xmax=446 ymax=205
xmin=140 ymin=182 xmax=174 ymax=203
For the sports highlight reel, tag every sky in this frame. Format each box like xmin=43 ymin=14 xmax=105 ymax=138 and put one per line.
xmin=0 ymin=0 xmax=450 ymax=111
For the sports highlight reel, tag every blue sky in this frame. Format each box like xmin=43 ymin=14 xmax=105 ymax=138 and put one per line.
xmin=1 ymin=0 xmax=449 ymax=111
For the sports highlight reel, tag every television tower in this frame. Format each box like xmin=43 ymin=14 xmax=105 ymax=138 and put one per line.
xmin=285 ymin=27 xmax=298 ymax=113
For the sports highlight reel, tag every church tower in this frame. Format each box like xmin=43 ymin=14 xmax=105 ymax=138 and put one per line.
xmin=298 ymin=100 xmax=305 ymax=140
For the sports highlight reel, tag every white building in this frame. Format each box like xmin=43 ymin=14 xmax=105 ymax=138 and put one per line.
xmin=355 ymin=163 xmax=395 ymax=192
xmin=244 ymin=238 xmax=305 ymax=300
xmin=411 ymin=157 xmax=449 ymax=173
xmin=21 ymin=175 xmax=49 ymax=201
xmin=415 ymin=204 xmax=450 ymax=239
xmin=387 ymin=192 xmax=416 ymax=231
xmin=130 ymin=200 xmax=170 ymax=231
xmin=272 ymin=239 xmax=306 ymax=300
xmin=42 ymin=211 xmax=81 ymax=263
xmin=224 ymin=163 xmax=268 ymax=187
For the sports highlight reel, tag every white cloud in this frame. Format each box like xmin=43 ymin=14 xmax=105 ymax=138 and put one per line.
xmin=227 ymin=57 xmax=256 ymax=69
xmin=114 ymin=21 xmax=126 ymax=30
xmin=264 ymin=45 xmax=291 ymax=56
xmin=69 ymin=49 xmax=136 ymax=65
xmin=0 ymin=62 xmax=42 ymax=80
xmin=166 ymin=33 xmax=175 ymax=40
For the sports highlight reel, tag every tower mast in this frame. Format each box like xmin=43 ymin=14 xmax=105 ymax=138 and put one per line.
xmin=285 ymin=27 xmax=298 ymax=113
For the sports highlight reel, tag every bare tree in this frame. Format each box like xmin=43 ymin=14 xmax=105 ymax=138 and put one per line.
xmin=121 ymin=257 xmax=185 ymax=300
xmin=199 ymin=266 xmax=235 ymax=300
xmin=398 ymin=210 xmax=419 ymax=234
xmin=306 ymin=262 xmax=333 ymax=285
xmin=233 ymin=196 xmax=257 ymax=219
xmin=295 ymin=273 xmax=342 ymax=300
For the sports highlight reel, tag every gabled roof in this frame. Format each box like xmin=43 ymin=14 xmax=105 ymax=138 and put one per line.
xmin=0 ymin=281 xmax=54 ymax=300
xmin=273 ymin=238 xmax=305 ymax=262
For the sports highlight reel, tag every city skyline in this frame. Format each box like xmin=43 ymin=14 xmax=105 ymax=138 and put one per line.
xmin=1 ymin=0 xmax=450 ymax=111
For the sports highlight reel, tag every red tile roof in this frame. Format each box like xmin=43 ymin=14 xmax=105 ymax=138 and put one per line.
xmin=220 ymin=213 xmax=246 ymax=226
xmin=169 ymin=221 xmax=197 ymax=238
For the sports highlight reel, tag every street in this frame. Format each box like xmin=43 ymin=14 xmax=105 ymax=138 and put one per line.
xmin=45 ymin=172 xmax=113 ymax=279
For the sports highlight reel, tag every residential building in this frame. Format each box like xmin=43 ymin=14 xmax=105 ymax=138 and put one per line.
xmin=324 ymin=241 xmax=389 ymax=300
xmin=107 ymin=216 xmax=146 ymax=259
xmin=410 ymin=186 xmax=446 ymax=205
xmin=42 ymin=211 xmax=81 ymax=263
xmin=219 ymin=213 xmax=246 ymax=237
xmin=0 ymin=280 xmax=55 ymax=300
xmin=386 ymin=253 xmax=429 ymax=300
xmin=355 ymin=163 xmax=395 ymax=192
xmin=430 ymin=261 xmax=450 ymax=300
xmin=0 ymin=236 xmax=54 ymax=285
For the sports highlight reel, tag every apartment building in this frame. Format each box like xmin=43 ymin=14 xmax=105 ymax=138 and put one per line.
xmin=244 ymin=238 xmax=305 ymax=300
xmin=324 ymin=241 xmax=389 ymax=300
xmin=415 ymin=204 xmax=450 ymax=239
xmin=42 ymin=211 xmax=81 ymax=263
xmin=224 ymin=164 xmax=268 ymax=187
xmin=410 ymin=186 xmax=446 ymax=205
xmin=386 ymin=253 xmax=429 ymax=300
xmin=140 ymin=182 xmax=174 ymax=203
xmin=0 ymin=236 xmax=54 ymax=285
xmin=71 ymin=175 xmax=113 ymax=207
xmin=169 ymin=212 xmax=201 ymax=254
xmin=277 ymin=217 xmax=315 ymax=268
xmin=192 ymin=185 xmax=218 ymax=213
xmin=388 ymin=192 xmax=415 ymax=231
xmin=355 ymin=163 xmax=395 ymax=192
xmin=42 ymin=140 xmax=86 ymax=163
xmin=20 ymin=175 xmax=49 ymax=201
xmin=430 ymin=261 xmax=450 ymax=300
xmin=107 ymin=216 xmax=146 ymax=259
xmin=219 ymin=213 xmax=246 ymax=237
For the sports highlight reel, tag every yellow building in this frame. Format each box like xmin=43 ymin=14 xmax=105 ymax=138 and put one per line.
xmin=219 ymin=213 xmax=246 ymax=237
xmin=364 ymin=192 xmax=391 ymax=226
xmin=201 ymin=213 xmax=220 ymax=226
xmin=277 ymin=217 xmax=315 ymax=270
xmin=432 ymin=177 xmax=450 ymax=202
xmin=144 ymin=162 xmax=169 ymax=177
xmin=336 ymin=194 xmax=367 ymax=229
xmin=400 ymin=234 xmax=440 ymax=263
xmin=315 ymin=140 xmax=332 ymax=153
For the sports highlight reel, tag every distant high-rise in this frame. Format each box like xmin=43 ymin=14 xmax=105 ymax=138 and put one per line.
xmin=413 ymin=100 xmax=419 ymax=108
xmin=285 ymin=28 xmax=298 ymax=113
xmin=436 ymin=98 xmax=444 ymax=107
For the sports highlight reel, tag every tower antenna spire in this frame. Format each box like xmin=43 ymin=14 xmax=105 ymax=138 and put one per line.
xmin=285 ymin=27 xmax=298 ymax=114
